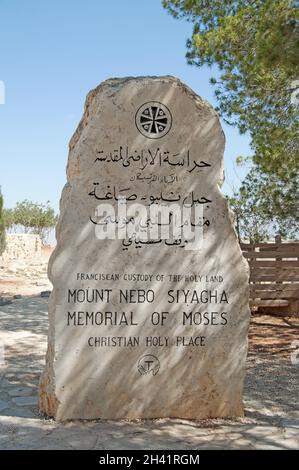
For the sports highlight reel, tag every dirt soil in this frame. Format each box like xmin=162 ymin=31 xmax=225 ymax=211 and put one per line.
xmin=249 ymin=314 xmax=299 ymax=358
xmin=0 ymin=246 xmax=54 ymax=297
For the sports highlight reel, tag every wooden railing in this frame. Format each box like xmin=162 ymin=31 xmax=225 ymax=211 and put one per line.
xmin=241 ymin=236 xmax=299 ymax=315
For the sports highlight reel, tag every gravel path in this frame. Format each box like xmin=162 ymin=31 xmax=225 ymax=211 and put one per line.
xmin=0 ymin=297 xmax=298 ymax=450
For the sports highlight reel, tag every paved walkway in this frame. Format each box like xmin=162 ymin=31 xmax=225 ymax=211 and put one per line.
xmin=0 ymin=297 xmax=298 ymax=450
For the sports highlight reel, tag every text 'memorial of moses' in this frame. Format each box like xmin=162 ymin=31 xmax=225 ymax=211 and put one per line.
xmin=39 ymin=76 xmax=250 ymax=420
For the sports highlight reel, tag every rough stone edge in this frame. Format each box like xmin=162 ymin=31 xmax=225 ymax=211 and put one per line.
xmin=38 ymin=185 xmax=71 ymax=417
xmin=39 ymin=76 xmax=250 ymax=419
xmin=67 ymin=76 xmax=225 ymax=179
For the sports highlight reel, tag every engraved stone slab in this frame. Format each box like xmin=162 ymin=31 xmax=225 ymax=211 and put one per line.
xmin=39 ymin=76 xmax=250 ymax=421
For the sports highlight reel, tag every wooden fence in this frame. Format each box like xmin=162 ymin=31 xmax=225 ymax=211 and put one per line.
xmin=241 ymin=236 xmax=299 ymax=315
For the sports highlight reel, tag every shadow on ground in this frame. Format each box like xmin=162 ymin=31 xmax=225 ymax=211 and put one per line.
xmin=0 ymin=297 xmax=298 ymax=449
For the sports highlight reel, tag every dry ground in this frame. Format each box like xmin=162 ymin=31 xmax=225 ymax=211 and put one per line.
xmin=0 ymin=252 xmax=298 ymax=450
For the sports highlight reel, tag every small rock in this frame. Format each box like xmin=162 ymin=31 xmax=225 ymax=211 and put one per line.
xmin=11 ymin=396 xmax=37 ymax=406
xmin=281 ymin=419 xmax=299 ymax=429
xmin=13 ymin=294 xmax=22 ymax=299
xmin=4 ymin=407 xmax=36 ymax=418
xmin=0 ymin=400 xmax=10 ymax=412
xmin=8 ymin=387 xmax=36 ymax=397
xmin=0 ymin=298 xmax=13 ymax=306
xmin=40 ymin=290 xmax=51 ymax=298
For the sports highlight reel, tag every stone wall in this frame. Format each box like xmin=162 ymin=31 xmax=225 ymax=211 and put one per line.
xmin=0 ymin=234 xmax=42 ymax=263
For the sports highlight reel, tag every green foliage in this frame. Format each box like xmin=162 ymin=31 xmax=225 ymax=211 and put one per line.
xmin=162 ymin=0 xmax=299 ymax=240
xmin=0 ymin=190 xmax=6 ymax=255
xmin=228 ymin=166 xmax=299 ymax=242
xmin=3 ymin=208 xmax=14 ymax=230
xmin=162 ymin=0 xmax=299 ymax=175
xmin=4 ymin=200 xmax=57 ymax=244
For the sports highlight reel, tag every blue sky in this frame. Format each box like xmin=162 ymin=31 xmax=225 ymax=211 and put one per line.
xmin=0 ymin=0 xmax=251 ymax=212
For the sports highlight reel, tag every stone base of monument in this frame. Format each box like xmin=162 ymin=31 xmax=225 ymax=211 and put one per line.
xmin=39 ymin=374 xmax=246 ymax=421
xmin=39 ymin=76 xmax=250 ymax=421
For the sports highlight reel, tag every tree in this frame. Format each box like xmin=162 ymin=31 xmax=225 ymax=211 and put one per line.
xmin=162 ymin=0 xmax=298 ymax=172
xmin=228 ymin=165 xmax=299 ymax=242
xmin=162 ymin=0 xmax=299 ymax=223
xmin=4 ymin=200 xmax=57 ymax=244
xmin=0 ymin=190 xmax=6 ymax=255
xmin=3 ymin=208 xmax=14 ymax=232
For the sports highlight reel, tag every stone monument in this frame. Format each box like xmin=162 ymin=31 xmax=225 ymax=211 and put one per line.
xmin=39 ymin=76 xmax=250 ymax=420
